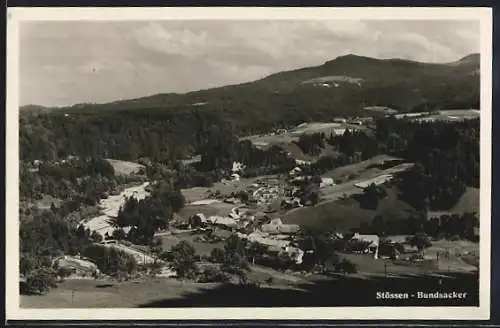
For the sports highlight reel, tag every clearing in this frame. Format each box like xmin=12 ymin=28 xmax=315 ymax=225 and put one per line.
xmin=105 ymin=159 xmax=145 ymax=176
xmin=158 ymin=230 xmax=227 ymax=257
xmin=321 ymin=154 xmax=406 ymax=182
xmin=240 ymin=122 xmax=366 ymax=149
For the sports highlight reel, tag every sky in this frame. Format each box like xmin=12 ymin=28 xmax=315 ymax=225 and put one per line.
xmin=19 ymin=20 xmax=480 ymax=107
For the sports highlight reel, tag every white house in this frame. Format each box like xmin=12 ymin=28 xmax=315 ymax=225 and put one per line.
xmin=350 ymin=233 xmax=380 ymax=259
xmin=232 ymin=161 xmax=245 ymax=173
xmin=320 ymin=177 xmax=335 ymax=188
xmin=289 ymin=166 xmax=302 ymax=176
xmin=261 ymin=218 xmax=300 ymax=234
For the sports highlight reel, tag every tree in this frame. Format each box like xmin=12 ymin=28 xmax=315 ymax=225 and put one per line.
xmin=408 ymin=233 xmax=432 ymax=254
xmin=248 ymin=242 xmax=267 ymax=265
xmin=209 ymin=247 xmax=226 ymax=263
xmin=336 ymin=258 xmax=358 ymax=275
xmin=170 ymin=241 xmax=197 ymax=279
xmin=372 ymin=215 xmax=386 ymax=236
xmin=91 ymin=231 xmax=103 ymax=243
xmin=221 ymin=253 xmax=250 ymax=284
xmin=20 ymin=253 xmax=39 ymax=276
xmin=112 ymin=228 xmax=126 ymax=240
xmin=224 ymin=234 xmax=248 ymax=257
xmin=198 ymin=266 xmax=230 ymax=283
xmin=360 ymin=183 xmax=386 ymax=210
xmin=25 ymin=267 xmax=57 ymax=295
xmin=150 ymin=237 xmax=163 ymax=259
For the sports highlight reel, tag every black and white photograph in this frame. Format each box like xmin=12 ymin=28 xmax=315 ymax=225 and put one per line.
xmin=6 ymin=7 xmax=492 ymax=321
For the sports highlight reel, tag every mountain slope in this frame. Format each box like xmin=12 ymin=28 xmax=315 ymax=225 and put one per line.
xmin=21 ymin=53 xmax=480 ymax=135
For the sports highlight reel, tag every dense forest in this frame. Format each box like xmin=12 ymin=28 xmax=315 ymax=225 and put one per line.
xmin=288 ymin=118 xmax=479 ymax=212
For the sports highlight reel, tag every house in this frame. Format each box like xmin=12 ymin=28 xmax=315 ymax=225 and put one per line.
xmin=232 ymin=161 xmax=245 ymax=173
xmin=281 ymin=198 xmax=302 ymax=209
xmin=261 ymin=218 xmax=300 ymax=235
xmin=206 ymin=215 xmax=238 ymax=230
xmin=289 ymin=166 xmax=302 ymax=176
xmin=320 ymin=177 xmax=335 ymax=188
xmin=348 ymin=233 xmax=380 ymax=259
xmin=237 ymin=231 xmax=304 ymax=264
xmin=189 ymin=213 xmax=207 ymax=228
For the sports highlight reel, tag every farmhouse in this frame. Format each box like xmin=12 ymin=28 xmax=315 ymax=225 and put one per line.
xmin=261 ymin=218 xmax=300 ymax=235
xmin=347 ymin=233 xmax=380 ymax=259
xmin=320 ymin=177 xmax=335 ymax=188
xmin=236 ymin=231 xmax=304 ymax=264
xmin=289 ymin=166 xmax=302 ymax=176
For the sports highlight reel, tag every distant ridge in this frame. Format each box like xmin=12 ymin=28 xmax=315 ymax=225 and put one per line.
xmin=21 ymin=53 xmax=479 ymax=128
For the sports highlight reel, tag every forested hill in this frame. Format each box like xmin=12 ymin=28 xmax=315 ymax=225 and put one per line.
xmin=21 ymin=53 xmax=479 ymax=119
xmin=19 ymin=53 xmax=479 ymax=162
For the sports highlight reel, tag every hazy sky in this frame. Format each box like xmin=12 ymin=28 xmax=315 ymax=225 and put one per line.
xmin=19 ymin=20 xmax=479 ymax=107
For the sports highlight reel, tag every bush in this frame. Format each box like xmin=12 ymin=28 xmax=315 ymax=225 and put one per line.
xmin=82 ymin=244 xmax=137 ymax=278
xmin=170 ymin=241 xmax=197 ymax=279
xmin=336 ymin=258 xmax=358 ymax=275
xmin=112 ymin=228 xmax=126 ymax=240
xmin=197 ymin=266 xmax=230 ymax=283
xmin=24 ymin=267 xmax=58 ymax=295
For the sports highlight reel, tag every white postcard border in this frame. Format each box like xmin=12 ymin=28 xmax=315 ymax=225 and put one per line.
xmin=5 ymin=6 xmax=493 ymax=321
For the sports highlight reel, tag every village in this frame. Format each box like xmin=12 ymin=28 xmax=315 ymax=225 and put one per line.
xmin=48 ymin=115 xmax=478 ymax=288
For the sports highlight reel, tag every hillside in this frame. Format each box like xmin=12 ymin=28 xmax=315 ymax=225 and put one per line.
xmin=282 ymin=185 xmax=418 ymax=232
xmin=20 ymin=53 xmax=480 ymax=136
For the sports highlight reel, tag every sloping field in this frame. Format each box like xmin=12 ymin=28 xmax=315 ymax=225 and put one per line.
xmin=20 ymin=278 xmax=220 ymax=308
xmin=105 ymin=159 xmax=145 ymax=176
xmin=451 ymin=187 xmax=479 ymax=213
xmin=159 ymin=231 xmax=225 ymax=257
xmin=394 ymin=109 xmax=479 ymax=121
xmin=240 ymin=122 xmax=365 ymax=149
xmin=282 ymin=186 xmax=417 ymax=232
xmin=322 ymin=154 xmax=404 ymax=182
xmin=104 ymin=243 xmax=156 ymax=265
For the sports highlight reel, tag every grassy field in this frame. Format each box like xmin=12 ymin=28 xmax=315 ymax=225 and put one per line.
xmin=20 ymin=278 xmax=221 ymax=308
xmin=321 ymin=154 xmax=404 ymax=182
xmin=282 ymin=185 xmax=417 ymax=232
xmin=177 ymin=202 xmax=235 ymax=222
xmin=240 ymin=122 xmax=367 ymax=149
xmin=21 ymin=267 xmax=478 ymax=308
xmin=105 ymin=159 xmax=145 ymax=176
xmin=20 ymin=264 xmax=306 ymax=308
xmin=181 ymin=175 xmax=275 ymax=204
xmin=451 ymin=187 xmax=479 ymax=213
xmin=158 ymin=231 xmax=226 ymax=257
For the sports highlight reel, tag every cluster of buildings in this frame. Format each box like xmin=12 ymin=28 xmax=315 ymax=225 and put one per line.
xmin=188 ymin=207 xmax=303 ymax=264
